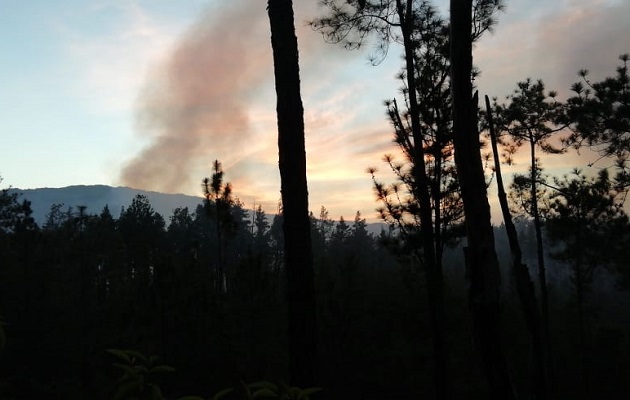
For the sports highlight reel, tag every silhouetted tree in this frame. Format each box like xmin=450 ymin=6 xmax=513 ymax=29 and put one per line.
xmin=492 ymin=79 xmax=566 ymax=354
xmin=202 ymin=160 xmax=237 ymax=293
xmin=508 ymin=164 xmax=551 ymax=220
xmin=0 ymin=179 xmax=39 ymax=379
xmin=330 ymin=215 xmax=350 ymax=245
xmin=0 ymin=180 xmax=37 ymax=235
xmin=267 ymin=0 xmax=318 ymax=387
xmin=564 ymin=54 xmax=630 ymax=189
xmin=253 ymin=205 xmax=271 ymax=259
xmin=484 ymin=96 xmax=548 ymax=400
xmin=545 ymin=168 xmax=629 ymax=397
xmin=117 ymin=194 xmax=165 ymax=349
xmin=314 ymin=3 xmax=503 ymax=397
xmin=450 ymin=0 xmax=514 ymax=398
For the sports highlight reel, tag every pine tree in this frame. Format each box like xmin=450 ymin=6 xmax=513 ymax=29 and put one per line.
xmin=492 ymin=80 xmax=566 ymax=355
xmin=268 ymin=0 xmax=318 ymax=386
xmin=564 ymin=54 xmax=630 ymax=188
xmin=450 ymin=1 xmax=514 ymax=397
xmin=545 ymin=168 xmax=629 ymax=397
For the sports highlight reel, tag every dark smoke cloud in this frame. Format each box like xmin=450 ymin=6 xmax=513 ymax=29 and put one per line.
xmin=119 ymin=0 xmax=272 ymax=193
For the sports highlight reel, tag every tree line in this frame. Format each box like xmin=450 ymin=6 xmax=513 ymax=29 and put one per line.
xmin=1 ymin=173 xmax=628 ymax=399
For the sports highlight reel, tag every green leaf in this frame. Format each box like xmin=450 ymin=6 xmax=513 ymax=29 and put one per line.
xmin=107 ymin=349 xmax=132 ymax=364
xmin=276 ymin=382 xmax=291 ymax=399
xmin=149 ymin=383 xmax=164 ymax=400
xmin=288 ymin=387 xmax=300 ymax=399
xmin=150 ymin=365 xmax=176 ymax=374
xmin=248 ymin=381 xmax=277 ymax=392
xmin=211 ymin=387 xmax=234 ymax=400
xmin=112 ymin=362 xmax=138 ymax=375
xmin=252 ymin=388 xmax=277 ymax=399
xmin=177 ymin=397 xmax=206 ymax=400
xmin=126 ymin=350 xmax=148 ymax=364
xmin=133 ymin=365 xmax=150 ymax=374
xmin=113 ymin=380 xmax=141 ymax=400
xmin=149 ymin=355 xmax=161 ymax=365
xmin=241 ymin=381 xmax=252 ymax=399
xmin=298 ymin=388 xmax=322 ymax=400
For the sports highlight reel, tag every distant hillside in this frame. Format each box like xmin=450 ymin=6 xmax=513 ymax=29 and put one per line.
xmin=11 ymin=185 xmax=389 ymax=234
xmin=11 ymin=185 xmax=205 ymax=226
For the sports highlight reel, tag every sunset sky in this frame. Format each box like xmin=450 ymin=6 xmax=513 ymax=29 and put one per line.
xmin=2 ymin=0 xmax=629 ymax=222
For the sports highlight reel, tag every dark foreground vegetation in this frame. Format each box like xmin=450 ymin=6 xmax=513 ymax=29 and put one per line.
xmin=0 ymin=185 xmax=629 ymax=399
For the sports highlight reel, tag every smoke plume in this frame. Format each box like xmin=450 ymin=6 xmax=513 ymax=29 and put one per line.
xmin=119 ymin=1 xmax=272 ymax=193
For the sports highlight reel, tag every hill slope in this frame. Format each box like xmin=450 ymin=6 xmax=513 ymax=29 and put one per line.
xmin=12 ymin=185 xmax=204 ymax=226
xmin=11 ymin=185 xmax=388 ymax=234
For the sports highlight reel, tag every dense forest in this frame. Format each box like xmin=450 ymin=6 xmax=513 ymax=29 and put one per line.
xmin=1 ymin=177 xmax=629 ymax=399
xmin=2 ymin=0 xmax=630 ymax=399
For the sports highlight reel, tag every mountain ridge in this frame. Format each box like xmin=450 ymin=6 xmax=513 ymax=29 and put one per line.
xmin=11 ymin=185 xmax=205 ymax=226
xmin=10 ymin=185 xmax=388 ymax=234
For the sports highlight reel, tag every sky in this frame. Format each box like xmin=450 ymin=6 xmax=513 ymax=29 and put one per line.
xmin=1 ymin=0 xmax=629 ymax=222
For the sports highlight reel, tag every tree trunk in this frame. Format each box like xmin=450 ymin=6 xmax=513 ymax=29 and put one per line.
xmin=528 ymin=136 xmax=554 ymax=395
xmin=486 ymin=95 xmax=547 ymax=400
xmin=528 ymin=138 xmax=554 ymax=385
xmin=528 ymin=138 xmax=550 ymax=334
xmin=450 ymin=2 xmax=514 ymax=399
xmin=267 ymin=0 xmax=318 ymax=387
xmin=396 ymin=1 xmax=448 ymax=398
xmin=574 ymin=224 xmax=589 ymax=398
xmin=215 ymin=210 xmax=223 ymax=294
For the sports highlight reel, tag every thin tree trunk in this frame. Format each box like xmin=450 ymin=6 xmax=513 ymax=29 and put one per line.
xmin=450 ymin=2 xmax=514 ymax=398
xmin=574 ymin=224 xmax=589 ymax=398
xmin=528 ymin=138 xmax=550 ymax=335
xmin=486 ymin=95 xmax=547 ymax=400
xmin=215 ymin=211 xmax=223 ymax=294
xmin=576 ymin=262 xmax=588 ymax=396
xmin=434 ymin=136 xmax=444 ymax=272
xmin=267 ymin=0 xmax=318 ymax=387
xmin=396 ymin=1 xmax=448 ymax=398
xmin=528 ymin=136 xmax=554 ymax=395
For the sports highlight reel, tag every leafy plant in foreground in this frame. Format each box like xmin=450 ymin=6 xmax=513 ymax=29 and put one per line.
xmin=107 ymin=349 xmax=175 ymax=400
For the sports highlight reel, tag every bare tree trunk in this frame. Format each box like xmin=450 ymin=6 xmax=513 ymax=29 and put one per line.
xmin=528 ymin=136 xmax=555 ymax=395
xmin=486 ymin=95 xmax=547 ymax=400
xmin=215 ymin=212 xmax=223 ymax=294
xmin=528 ymin=139 xmax=550 ymax=333
xmin=396 ymin=1 xmax=448 ymax=398
xmin=450 ymin=2 xmax=514 ymax=398
xmin=574 ymin=226 xmax=589 ymax=398
xmin=268 ymin=0 xmax=318 ymax=387
xmin=527 ymin=138 xmax=555 ymax=389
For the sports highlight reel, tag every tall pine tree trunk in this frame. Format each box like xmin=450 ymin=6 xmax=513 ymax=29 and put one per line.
xmin=528 ymin=139 xmax=550 ymax=335
xmin=450 ymin=2 xmax=514 ymax=398
xmin=574 ymin=225 xmax=590 ymax=398
xmin=528 ymin=137 xmax=555 ymax=395
xmin=267 ymin=0 xmax=318 ymax=387
xmin=396 ymin=1 xmax=448 ymax=398
xmin=528 ymin=139 xmax=554 ymax=391
xmin=486 ymin=95 xmax=547 ymax=400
